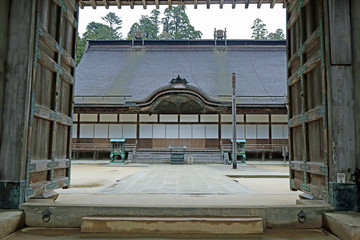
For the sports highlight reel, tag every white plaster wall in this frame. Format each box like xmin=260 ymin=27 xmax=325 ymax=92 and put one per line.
xmin=180 ymin=115 xmax=198 ymax=122
xmin=205 ymin=124 xmax=218 ymax=138
xmin=80 ymin=114 xmax=97 ymax=122
xmin=179 ymin=125 xmax=192 ymax=138
xmin=200 ymin=114 xmax=218 ymax=122
xmin=100 ymin=114 xmax=117 ymax=122
xmin=246 ymin=114 xmax=269 ymax=123
xmin=140 ymin=124 xmax=153 ymax=138
xmin=192 ymin=124 xmax=205 ymax=138
xmin=120 ymin=114 xmax=137 ymax=122
xmin=153 ymin=124 xmax=165 ymax=138
xmin=140 ymin=114 xmax=158 ymax=122
xmin=160 ymin=114 xmax=178 ymax=122
xmin=94 ymin=124 xmax=108 ymax=138
xmin=80 ymin=124 xmax=94 ymax=138
xmin=109 ymin=124 xmax=122 ymax=138
xmin=123 ymin=124 xmax=136 ymax=138
xmin=166 ymin=125 xmax=178 ymax=138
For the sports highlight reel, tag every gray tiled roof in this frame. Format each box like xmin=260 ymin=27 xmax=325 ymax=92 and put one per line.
xmin=75 ymin=40 xmax=287 ymax=106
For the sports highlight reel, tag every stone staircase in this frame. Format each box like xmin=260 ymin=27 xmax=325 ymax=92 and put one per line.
xmin=132 ymin=150 xmax=223 ymax=164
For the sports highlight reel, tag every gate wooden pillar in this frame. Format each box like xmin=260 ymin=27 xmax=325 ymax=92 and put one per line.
xmin=0 ymin=0 xmax=37 ymax=209
xmin=288 ymin=0 xmax=359 ymax=210
xmin=0 ymin=0 xmax=78 ymax=209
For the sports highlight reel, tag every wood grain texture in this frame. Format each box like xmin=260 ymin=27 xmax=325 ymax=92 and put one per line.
xmin=0 ymin=0 xmax=36 ymax=181
xmin=0 ymin=1 xmax=10 ymax=151
xmin=328 ymin=0 xmax=352 ymax=65
xmin=350 ymin=0 xmax=360 ymax=168
xmin=328 ymin=66 xmax=356 ymax=180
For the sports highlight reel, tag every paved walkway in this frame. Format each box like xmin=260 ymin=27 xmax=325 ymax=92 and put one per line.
xmin=99 ymin=164 xmax=287 ymax=194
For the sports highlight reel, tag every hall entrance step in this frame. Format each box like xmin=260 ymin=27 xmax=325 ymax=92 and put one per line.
xmin=134 ymin=150 xmax=223 ymax=164
xmin=81 ymin=216 xmax=264 ymax=236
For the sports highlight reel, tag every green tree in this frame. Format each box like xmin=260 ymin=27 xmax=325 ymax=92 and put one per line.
xmin=82 ymin=22 xmax=114 ymax=40
xmin=76 ymin=35 xmax=86 ymax=65
xmin=251 ymin=18 xmax=268 ymax=40
xmin=267 ymin=29 xmax=285 ymax=40
xmin=76 ymin=12 xmax=122 ymax=65
xmin=160 ymin=6 xmax=202 ymax=39
xmin=101 ymin=12 xmax=123 ymax=39
xmin=127 ymin=10 xmax=160 ymax=39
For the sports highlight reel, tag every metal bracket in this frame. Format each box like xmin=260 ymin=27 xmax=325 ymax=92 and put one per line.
xmin=53 ymin=63 xmax=63 ymax=75
xmin=290 ymin=179 xmax=295 ymax=189
xmin=320 ymin=166 xmax=328 ymax=174
xmin=46 ymin=182 xmax=57 ymax=191
xmin=47 ymin=161 xmax=59 ymax=169
xmin=299 ymin=114 xmax=308 ymax=123
xmin=301 ymin=163 xmax=310 ymax=171
xmin=50 ymin=112 xmax=61 ymax=121
xmin=297 ymin=65 xmax=307 ymax=77
xmin=300 ymin=184 xmax=311 ymax=192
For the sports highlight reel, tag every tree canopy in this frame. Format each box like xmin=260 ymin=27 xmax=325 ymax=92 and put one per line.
xmin=160 ymin=6 xmax=202 ymax=39
xmin=251 ymin=18 xmax=285 ymax=40
xmin=127 ymin=10 xmax=160 ymax=40
xmin=76 ymin=12 xmax=122 ymax=65
xmin=267 ymin=29 xmax=285 ymax=40
xmin=127 ymin=7 xmax=202 ymax=40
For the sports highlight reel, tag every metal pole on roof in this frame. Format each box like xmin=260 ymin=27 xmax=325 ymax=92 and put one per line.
xmin=232 ymin=73 xmax=237 ymax=169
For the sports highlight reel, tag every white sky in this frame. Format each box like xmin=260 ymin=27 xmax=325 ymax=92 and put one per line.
xmin=78 ymin=4 xmax=286 ymax=39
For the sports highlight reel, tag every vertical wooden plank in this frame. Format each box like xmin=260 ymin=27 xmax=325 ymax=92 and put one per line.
xmin=0 ymin=0 xmax=36 ymax=181
xmin=350 ymin=0 xmax=360 ymax=168
xmin=328 ymin=66 xmax=356 ymax=180
xmin=0 ymin=0 xmax=10 ymax=147
xmin=0 ymin=0 xmax=36 ymax=208
xmin=328 ymin=0 xmax=352 ymax=65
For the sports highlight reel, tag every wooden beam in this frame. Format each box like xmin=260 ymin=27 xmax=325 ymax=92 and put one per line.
xmin=142 ymin=0 xmax=147 ymax=9
xmin=103 ymin=0 xmax=109 ymax=9
xmin=115 ymin=0 xmax=121 ymax=8
xmin=220 ymin=0 xmax=224 ymax=9
xmin=181 ymin=0 xmax=185 ymax=10
xmin=78 ymin=0 xmax=84 ymax=9
xmin=168 ymin=0 xmax=172 ymax=9
xmin=155 ymin=0 xmax=159 ymax=9
xmin=245 ymin=0 xmax=250 ymax=8
xmin=194 ymin=0 xmax=198 ymax=9
xmin=90 ymin=0 xmax=96 ymax=9
xmin=270 ymin=0 xmax=276 ymax=8
xmin=257 ymin=0 xmax=264 ymax=8
xmin=283 ymin=0 xmax=287 ymax=8
xmin=207 ymin=0 xmax=210 ymax=9
xmin=232 ymin=0 xmax=236 ymax=9
xmin=130 ymin=0 xmax=134 ymax=9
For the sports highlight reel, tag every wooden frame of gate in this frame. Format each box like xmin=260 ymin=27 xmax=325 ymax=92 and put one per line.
xmin=25 ymin=0 xmax=78 ymax=199
xmin=287 ymin=0 xmax=329 ymax=200
xmin=287 ymin=0 xmax=358 ymax=206
xmin=1 ymin=0 xmax=358 ymax=209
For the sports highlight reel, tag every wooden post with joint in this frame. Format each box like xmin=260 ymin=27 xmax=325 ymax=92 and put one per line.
xmin=232 ymin=73 xmax=237 ymax=169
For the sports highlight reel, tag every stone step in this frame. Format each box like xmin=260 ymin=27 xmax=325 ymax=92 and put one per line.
xmin=0 ymin=210 xmax=24 ymax=239
xmin=323 ymin=212 xmax=360 ymax=240
xmin=21 ymin=201 xmax=332 ymax=229
xmin=81 ymin=216 xmax=264 ymax=235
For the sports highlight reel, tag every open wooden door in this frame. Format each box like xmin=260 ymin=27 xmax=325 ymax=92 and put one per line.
xmin=287 ymin=0 xmax=329 ymax=200
xmin=26 ymin=0 xmax=78 ymax=199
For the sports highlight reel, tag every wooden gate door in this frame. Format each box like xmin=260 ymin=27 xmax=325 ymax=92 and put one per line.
xmin=287 ymin=0 xmax=329 ymax=199
xmin=26 ymin=0 xmax=77 ymax=199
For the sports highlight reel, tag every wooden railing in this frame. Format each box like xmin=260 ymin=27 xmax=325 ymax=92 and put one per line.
xmin=72 ymin=141 xmax=137 ymax=152
xmin=221 ymin=143 xmax=286 ymax=153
